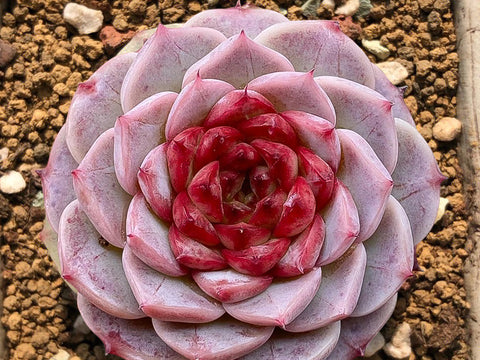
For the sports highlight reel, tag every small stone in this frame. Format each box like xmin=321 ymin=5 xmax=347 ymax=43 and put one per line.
xmin=63 ymin=3 xmax=103 ymax=35
xmin=99 ymin=26 xmax=135 ymax=55
xmin=432 ymin=117 xmax=462 ymax=142
xmin=0 ymin=39 xmax=16 ymax=68
xmin=362 ymin=39 xmax=391 ymax=60
xmin=73 ymin=315 xmax=91 ymax=335
xmin=356 ymin=0 xmax=373 ymax=17
xmin=383 ymin=322 xmax=412 ymax=359
xmin=435 ymin=197 xmax=449 ymax=224
xmin=332 ymin=16 xmax=362 ymax=40
xmin=50 ymin=349 xmax=71 ymax=360
xmin=13 ymin=344 xmax=37 ymax=360
xmin=376 ymin=61 xmax=409 ymax=85
xmin=335 ymin=0 xmax=360 ymax=16
xmin=364 ymin=332 xmax=385 ymax=357
xmin=0 ymin=171 xmax=26 ymax=194
xmin=301 ymin=0 xmax=321 ymax=18
xmin=0 ymin=147 xmax=8 ymax=161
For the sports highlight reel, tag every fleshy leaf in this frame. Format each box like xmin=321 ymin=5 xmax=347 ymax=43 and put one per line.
xmin=316 ymin=76 xmax=398 ymax=173
xmin=153 ymin=316 xmax=274 ymax=360
xmin=192 ymin=269 xmax=273 ymax=303
xmin=138 ymin=144 xmax=174 ymax=223
xmin=165 ymin=77 xmax=235 ymax=141
xmin=352 ymin=196 xmax=414 ymax=316
xmin=184 ymin=4 xmax=289 ymax=38
xmin=255 ymin=21 xmax=375 ymax=88
xmin=182 ymin=31 xmax=294 ymax=89
xmin=325 ymin=295 xmax=398 ymax=359
xmin=58 ymin=201 xmax=143 ymax=319
xmin=248 ymin=71 xmax=336 ymax=124
xmin=336 ymin=129 xmax=393 ymax=243
xmin=286 ymin=244 xmax=366 ymax=332
xmin=240 ymin=322 xmax=340 ymax=360
xmin=121 ymin=25 xmax=226 ymax=112
xmin=215 ymin=222 xmax=271 ymax=250
xmin=224 ymin=267 xmax=322 ymax=328
xmin=66 ymin=52 xmax=136 ymax=163
xmin=77 ymin=295 xmax=184 ymax=360
xmin=317 ymin=180 xmax=360 ymax=266
xmin=392 ymin=119 xmax=445 ymax=244
xmin=38 ymin=126 xmax=78 ymax=232
xmin=123 ymin=246 xmax=225 ymax=323
xmin=126 ymin=193 xmax=186 ymax=277
xmin=114 ymin=92 xmax=177 ymax=195
xmin=72 ymin=129 xmax=131 ymax=248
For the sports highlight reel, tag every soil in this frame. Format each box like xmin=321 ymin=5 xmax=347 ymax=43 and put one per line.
xmin=0 ymin=0 xmax=470 ymax=359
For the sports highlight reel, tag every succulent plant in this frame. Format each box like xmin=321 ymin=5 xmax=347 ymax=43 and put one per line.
xmin=39 ymin=4 xmax=444 ymax=360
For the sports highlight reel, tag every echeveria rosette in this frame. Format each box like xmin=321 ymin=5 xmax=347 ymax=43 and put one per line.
xmin=39 ymin=5 xmax=445 ymax=360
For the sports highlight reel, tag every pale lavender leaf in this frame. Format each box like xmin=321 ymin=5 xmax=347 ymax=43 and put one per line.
xmin=315 ymin=76 xmax=398 ymax=173
xmin=255 ymin=21 xmax=375 ymax=88
xmin=66 ymin=52 xmax=136 ymax=163
xmin=58 ymin=200 xmax=143 ymax=319
xmin=153 ymin=317 xmax=274 ymax=360
xmin=286 ymin=244 xmax=366 ymax=332
xmin=182 ymin=32 xmax=294 ymax=89
xmin=114 ymin=91 xmax=177 ymax=195
xmin=336 ymin=129 xmax=393 ymax=243
xmin=122 ymin=246 xmax=225 ymax=323
xmin=121 ymin=25 xmax=226 ymax=112
xmin=77 ymin=295 xmax=184 ymax=360
xmin=72 ymin=129 xmax=131 ymax=248
xmin=224 ymin=267 xmax=322 ymax=328
xmin=392 ymin=119 xmax=445 ymax=244
xmin=352 ymin=196 xmax=414 ymax=316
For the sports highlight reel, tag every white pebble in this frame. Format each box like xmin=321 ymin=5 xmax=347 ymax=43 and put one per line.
xmin=364 ymin=332 xmax=385 ymax=357
xmin=0 ymin=170 xmax=26 ymax=194
xmin=0 ymin=147 xmax=8 ymax=162
xmin=432 ymin=117 xmax=462 ymax=142
xmin=321 ymin=0 xmax=335 ymax=10
xmin=335 ymin=0 xmax=360 ymax=16
xmin=50 ymin=349 xmax=71 ymax=360
xmin=383 ymin=322 xmax=412 ymax=359
xmin=362 ymin=39 xmax=391 ymax=60
xmin=63 ymin=3 xmax=103 ymax=35
xmin=435 ymin=197 xmax=449 ymax=224
xmin=376 ymin=61 xmax=409 ymax=85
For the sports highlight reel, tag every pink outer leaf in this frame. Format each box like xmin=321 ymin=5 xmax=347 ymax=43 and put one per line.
xmin=255 ymin=21 xmax=375 ymax=88
xmin=72 ymin=128 xmax=131 ymax=248
xmin=371 ymin=64 xmax=415 ymax=126
xmin=272 ymin=214 xmax=325 ymax=277
xmin=126 ymin=193 xmax=186 ymax=277
xmin=247 ymin=71 xmax=336 ymax=124
xmin=316 ymin=180 xmax=360 ymax=266
xmin=281 ymin=111 xmax=340 ymax=173
xmin=336 ymin=129 xmax=393 ymax=243
xmin=184 ymin=4 xmax=289 ymax=38
xmin=58 ymin=200 xmax=143 ymax=319
xmin=165 ymin=77 xmax=235 ymax=141
xmin=182 ymin=31 xmax=294 ymax=89
xmin=114 ymin=92 xmax=178 ymax=195
xmin=392 ymin=119 xmax=445 ymax=244
xmin=240 ymin=322 xmax=340 ymax=360
xmin=285 ymin=244 xmax=366 ymax=332
xmin=352 ymin=196 xmax=414 ymax=317
xmin=192 ymin=269 xmax=273 ymax=303
xmin=153 ymin=316 xmax=274 ymax=360
xmin=38 ymin=126 xmax=78 ymax=232
xmin=138 ymin=144 xmax=174 ymax=223
xmin=325 ymin=294 xmax=398 ymax=359
xmin=224 ymin=267 xmax=322 ymax=328
xmin=66 ymin=52 xmax=136 ymax=163
xmin=77 ymin=295 xmax=185 ymax=360
xmin=315 ymin=76 xmax=398 ymax=173
xmin=122 ymin=246 xmax=225 ymax=323
xmin=121 ymin=25 xmax=226 ymax=112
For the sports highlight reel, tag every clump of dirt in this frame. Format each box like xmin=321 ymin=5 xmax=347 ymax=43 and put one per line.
xmin=0 ymin=0 xmax=470 ymax=359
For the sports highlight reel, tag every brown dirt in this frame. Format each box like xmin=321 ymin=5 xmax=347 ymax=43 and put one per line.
xmin=0 ymin=0 xmax=470 ymax=359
